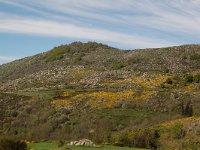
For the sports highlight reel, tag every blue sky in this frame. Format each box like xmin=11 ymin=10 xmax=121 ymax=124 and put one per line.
xmin=0 ymin=0 xmax=200 ymax=64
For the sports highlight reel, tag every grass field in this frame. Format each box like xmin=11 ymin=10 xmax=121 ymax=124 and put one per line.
xmin=29 ymin=142 xmax=147 ymax=150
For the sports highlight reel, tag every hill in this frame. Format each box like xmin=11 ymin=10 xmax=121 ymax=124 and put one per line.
xmin=0 ymin=42 xmax=200 ymax=149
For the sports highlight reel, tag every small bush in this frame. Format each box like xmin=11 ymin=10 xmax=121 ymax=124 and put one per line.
xmin=160 ymin=83 xmax=165 ymax=88
xmin=45 ymin=42 xmax=101 ymax=62
xmin=190 ymin=54 xmax=200 ymax=61
xmin=163 ymin=68 xmax=170 ymax=73
xmin=165 ymin=78 xmax=173 ymax=84
xmin=185 ymin=74 xmax=194 ymax=83
xmin=0 ymin=138 xmax=27 ymax=150
xmin=184 ymin=101 xmax=193 ymax=117
xmin=112 ymin=62 xmax=125 ymax=70
xmin=170 ymin=123 xmax=185 ymax=139
xmin=70 ymin=41 xmax=101 ymax=52
xmin=180 ymin=100 xmax=193 ymax=117
xmin=183 ymin=55 xmax=187 ymax=59
xmin=72 ymin=53 xmax=85 ymax=63
xmin=45 ymin=45 xmax=70 ymax=62
xmin=127 ymin=58 xmax=140 ymax=64
xmin=114 ymin=128 xmax=160 ymax=149
xmin=194 ymin=74 xmax=200 ymax=83
xmin=57 ymin=140 xmax=65 ymax=147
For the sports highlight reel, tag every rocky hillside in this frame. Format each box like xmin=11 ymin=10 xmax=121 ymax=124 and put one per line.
xmin=1 ymin=42 xmax=200 ymax=149
xmin=0 ymin=42 xmax=200 ymax=92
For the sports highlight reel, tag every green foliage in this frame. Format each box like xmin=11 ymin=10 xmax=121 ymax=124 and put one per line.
xmin=72 ymin=53 xmax=85 ymax=63
xmin=29 ymin=142 xmax=147 ymax=150
xmin=114 ymin=128 xmax=159 ymax=149
xmin=2 ymin=43 xmax=200 ymax=150
xmin=29 ymin=142 xmax=57 ymax=150
xmin=45 ymin=42 xmax=101 ymax=62
xmin=160 ymin=83 xmax=165 ymax=88
xmin=0 ymin=138 xmax=27 ymax=150
xmin=194 ymin=74 xmax=200 ymax=83
xmin=170 ymin=123 xmax=185 ymax=139
xmin=70 ymin=41 xmax=102 ymax=52
xmin=163 ymin=68 xmax=170 ymax=73
xmin=183 ymin=55 xmax=187 ymax=60
xmin=127 ymin=58 xmax=140 ymax=64
xmin=179 ymin=73 xmax=200 ymax=84
xmin=80 ymin=42 xmax=100 ymax=51
xmin=182 ymin=101 xmax=193 ymax=117
xmin=190 ymin=54 xmax=200 ymax=61
xmin=185 ymin=74 xmax=194 ymax=83
xmin=111 ymin=62 xmax=125 ymax=70
xmin=45 ymin=45 xmax=70 ymax=62
xmin=165 ymin=78 xmax=173 ymax=84
xmin=57 ymin=140 xmax=65 ymax=147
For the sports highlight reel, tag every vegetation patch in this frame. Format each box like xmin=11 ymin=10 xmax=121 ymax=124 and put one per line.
xmin=190 ymin=53 xmax=200 ymax=61
xmin=127 ymin=57 xmax=140 ymax=64
xmin=51 ymin=90 xmax=156 ymax=109
xmin=0 ymin=137 xmax=27 ymax=150
xmin=111 ymin=62 xmax=125 ymax=70
xmin=112 ymin=128 xmax=159 ymax=149
xmin=45 ymin=45 xmax=70 ymax=62
xmin=29 ymin=142 xmax=147 ymax=150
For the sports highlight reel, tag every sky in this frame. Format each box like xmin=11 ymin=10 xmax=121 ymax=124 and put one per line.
xmin=0 ymin=0 xmax=200 ymax=64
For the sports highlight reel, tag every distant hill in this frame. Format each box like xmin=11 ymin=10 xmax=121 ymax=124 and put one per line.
xmin=0 ymin=42 xmax=200 ymax=91
xmin=0 ymin=42 xmax=200 ymax=149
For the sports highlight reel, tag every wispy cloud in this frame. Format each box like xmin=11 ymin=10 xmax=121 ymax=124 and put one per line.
xmin=0 ymin=55 xmax=19 ymax=64
xmin=0 ymin=13 xmax=175 ymax=48
xmin=0 ymin=0 xmax=199 ymax=48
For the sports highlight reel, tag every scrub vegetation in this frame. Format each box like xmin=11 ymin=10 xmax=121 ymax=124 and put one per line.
xmin=1 ymin=42 xmax=200 ymax=149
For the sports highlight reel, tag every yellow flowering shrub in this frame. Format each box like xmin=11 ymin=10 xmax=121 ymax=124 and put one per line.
xmin=158 ymin=117 xmax=198 ymax=128
xmin=51 ymin=89 xmax=156 ymax=108
xmin=87 ymin=90 xmax=135 ymax=108
xmin=130 ymin=74 xmax=169 ymax=88
xmin=101 ymin=74 xmax=169 ymax=89
xmin=184 ymin=84 xmax=198 ymax=92
xmin=62 ymin=91 xmax=71 ymax=97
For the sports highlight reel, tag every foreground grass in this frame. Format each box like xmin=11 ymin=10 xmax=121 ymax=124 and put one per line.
xmin=29 ymin=142 xmax=147 ymax=150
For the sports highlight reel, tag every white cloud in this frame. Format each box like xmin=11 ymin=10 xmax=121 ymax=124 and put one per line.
xmin=0 ymin=55 xmax=19 ymax=64
xmin=0 ymin=0 xmax=199 ymax=48
xmin=0 ymin=14 xmax=175 ymax=48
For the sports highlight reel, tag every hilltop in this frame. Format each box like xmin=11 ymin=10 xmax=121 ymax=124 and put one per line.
xmin=0 ymin=42 xmax=200 ymax=149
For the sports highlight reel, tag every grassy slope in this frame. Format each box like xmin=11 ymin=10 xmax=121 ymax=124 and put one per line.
xmin=29 ymin=142 xmax=147 ymax=150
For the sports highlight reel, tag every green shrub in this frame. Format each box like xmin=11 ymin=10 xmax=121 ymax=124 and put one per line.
xmin=190 ymin=54 xmax=200 ymax=61
xmin=184 ymin=101 xmax=193 ymax=117
xmin=163 ymin=68 xmax=170 ymax=73
xmin=183 ymin=55 xmax=187 ymax=59
xmin=57 ymin=140 xmax=65 ymax=147
xmin=0 ymin=138 xmax=27 ymax=150
xmin=170 ymin=123 xmax=185 ymax=139
xmin=114 ymin=128 xmax=159 ymax=149
xmin=45 ymin=45 xmax=70 ymax=62
xmin=194 ymin=74 xmax=200 ymax=83
xmin=72 ymin=53 xmax=85 ymax=63
xmin=127 ymin=58 xmax=140 ymax=64
xmin=185 ymin=74 xmax=194 ymax=83
xmin=160 ymin=83 xmax=165 ymax=88
xmin=45 ymin=42 xmax=101 ymax=62
xmin=70 ymin=41 xmax=101 ymax=52
xmin=112 ymin=62 xmax=125 ymax=70
xmin=165 ymin=78 xmax=173 ymax=84
xmin=81 ymin=42 xmax=100 ymax=51
xmin=180 ymin=100 xmax=193 ymax=117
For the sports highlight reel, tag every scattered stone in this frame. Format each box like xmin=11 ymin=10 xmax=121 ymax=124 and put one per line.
xmin=68 ymin=139 xmax=96 ymax=147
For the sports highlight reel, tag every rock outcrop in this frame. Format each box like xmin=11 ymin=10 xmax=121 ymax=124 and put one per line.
xmin=68 ymin=139 xmax=96 ymax=147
